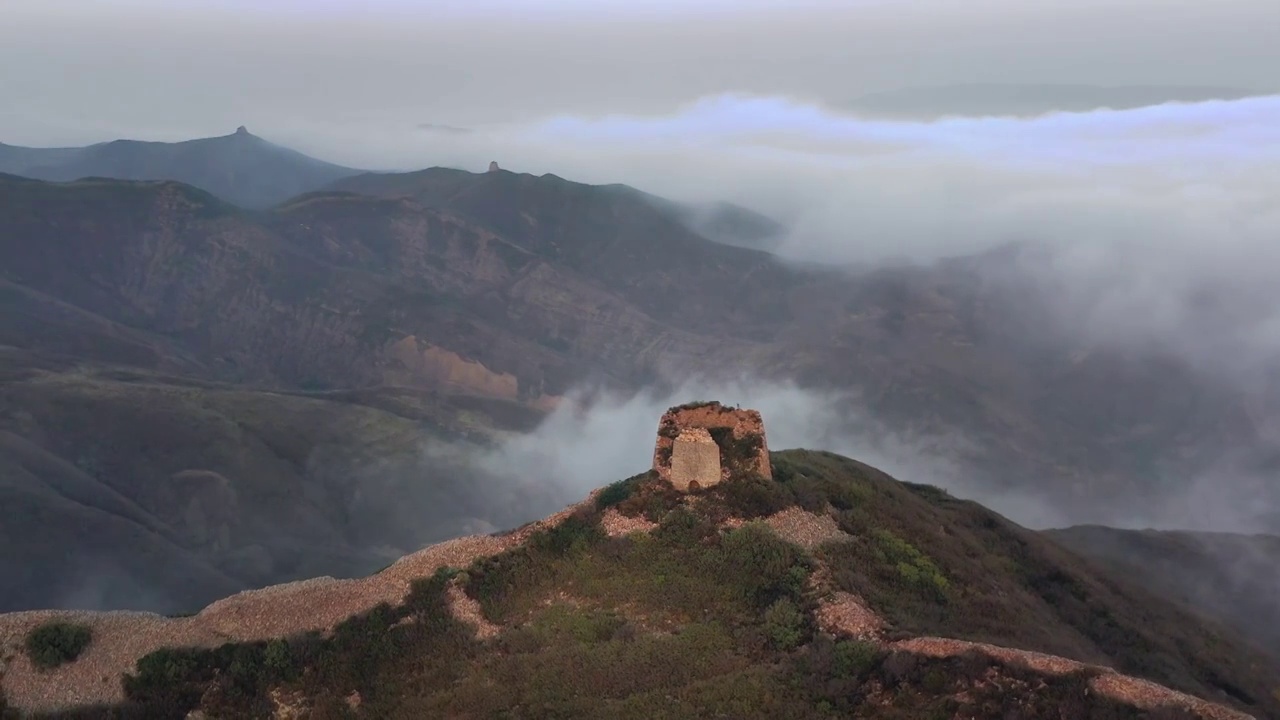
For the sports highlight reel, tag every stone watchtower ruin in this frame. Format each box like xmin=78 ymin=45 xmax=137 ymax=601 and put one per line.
xmin=652 ymin=401 xmax=772 ymax=491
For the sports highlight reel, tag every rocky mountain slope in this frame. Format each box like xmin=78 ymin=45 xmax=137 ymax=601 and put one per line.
xmin=3 ymin=167 xmax=1280 ymax=614
xmin=0 ymin=439 xmax=1274 ymax=718
xmin=0 ymin=343 xmax=562 ymax=616
xmin=0 ymin=128 xmax=359 ymax=209
xmin=322 ymin=167 xmax=1280 ymax=523
xmin=329 ymin=166 xmax=789 ymax=252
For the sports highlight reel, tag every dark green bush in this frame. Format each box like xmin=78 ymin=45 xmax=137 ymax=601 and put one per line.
xmin=708 ymin=427 xmax=766 ymax=477
xmin=404 ymin=567 xmax=459 ymax=616
xmin=671 ymin=401 xmax=717 ymax=412
xmin=873 ymin=530 xmax=949 ymax=599
xmin=718 ymin=523 xmax=809 ymax=608
xmin=712 ymin=475 xmax=796 ymax=519
xmin=762 ymin=598 xmax=806 ymax=651
xmin=614 ymin=478 xmax=683 ymax=522
xmin=822 ymin=478 xmax=870 ymax=511
xmin=653 ymin=506 xmax=718 ymax=546
xmin=902 ymin=481 xmax=953 ymax=504
xmin=595 ymin=473 xmax=646 ymax=510
xmin=464 ymin=549 xmax=537 ymax=618
xmin=24 ymin=621 xmax=93 ymax=670
xmin=789 ymin=635 xmax=885 ymax=712
xmin=785 ymin=476 xmax=829 ymax=514
xmin=124 ymin=566 xmax=476 ymax=717
xmin=528 ymin=511 xmax=604 ymax=556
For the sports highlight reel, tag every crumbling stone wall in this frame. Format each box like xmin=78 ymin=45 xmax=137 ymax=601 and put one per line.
xmin=652 ymin=401 xmax=771 ymax=490
xmin=668 ymin=428 xmax=722 ymax=491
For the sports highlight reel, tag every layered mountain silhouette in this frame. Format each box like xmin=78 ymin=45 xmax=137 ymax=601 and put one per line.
xmin=0 ymin=443 xmax=1274 ymax=717
xmin=0 ymin=128 xmax=784 ymax=248
xmin=0 ymin=127 xmax=359 ymax=208
xmin=3 ymin=163 xmax=1280 ymax=617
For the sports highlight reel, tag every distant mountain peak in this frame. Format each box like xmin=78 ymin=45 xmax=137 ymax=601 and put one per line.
xmin=0 ymin=127 xmax=361 ymax=208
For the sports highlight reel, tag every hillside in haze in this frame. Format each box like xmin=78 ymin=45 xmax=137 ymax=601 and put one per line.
xmin=0 ymin=438 xmax=1275 ymax=717
xmin=4 ymin=164 xmax=1280 ymax=615
xmin=0 ymin=126 xmax=785 ymax=247
xmin=328 ymin=167 xmax=789 ymax=252
xmin=839 ymin=83 xmax=1269 ymax=118
xmin=1048 ymin=526 xmax=1280 ymax=660
xmin=0 ymin=127 xmax=360 ymax=208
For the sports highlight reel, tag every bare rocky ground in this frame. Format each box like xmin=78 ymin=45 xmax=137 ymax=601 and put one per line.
xmin=0 ymin=497 xmax=1257 ymax=719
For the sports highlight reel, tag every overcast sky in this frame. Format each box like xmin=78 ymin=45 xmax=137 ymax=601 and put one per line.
xmin=3 ymin=0 xmax=1279 ymax=144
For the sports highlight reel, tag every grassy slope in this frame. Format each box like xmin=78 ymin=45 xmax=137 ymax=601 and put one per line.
xmin=1046 ymin=525 xmax=1280 ymax=662
xmin=0 ymin=354 xmax=563 ymax=614
xmin=49 ymin=450 xmax=1278 ymax=719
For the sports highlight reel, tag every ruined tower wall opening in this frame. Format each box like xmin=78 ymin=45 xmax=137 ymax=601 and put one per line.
xmin=652 ymin=401 xmax=772 ymax=491
xmin=669 ymin=428 xmax=723 ymax=491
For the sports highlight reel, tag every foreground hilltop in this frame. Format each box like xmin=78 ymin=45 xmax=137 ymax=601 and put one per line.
xmin=0 ymin=403 xmax=1276 ymax=718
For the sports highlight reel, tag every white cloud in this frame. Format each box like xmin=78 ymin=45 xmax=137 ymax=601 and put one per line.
xmin=266 ymin=94 xmax=1280 ymax=378
xmin=473 ymin=377 xmax=1083 ymax=529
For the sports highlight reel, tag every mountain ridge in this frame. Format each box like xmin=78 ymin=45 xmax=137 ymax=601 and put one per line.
xmin=5 ymin=168 xmax=1280 ymax=615
xmin=0 ymin=128 xmax=360 ymax=209
xmin=0 ymin=443 xmax=1272 ymax=717
xmin=1 ymin=129 xmax=787 ymax=252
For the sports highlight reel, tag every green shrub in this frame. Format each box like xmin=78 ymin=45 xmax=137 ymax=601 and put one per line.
xmin=902 ymin=481 xmax=953 ymax=504
xmin=708 ymin=428 xmax=766 ymax=478
xmin=874 ymin=530 xmax=949 ymax=598
xmin=833 ymin=639 xmax=883 ymax=678
xmin=769 ymin=456 xmax=796 ymax=484
xmin=653 ymin=506 xmax=718 ymax=546
xmin=762 ymin=598 xmax=806 ymax=651
xmin=127 ymin=645 xmax=242 ymax=715
xmin=789 ymin=635 xmax=885 ymax=712
xmin=404 ymin=567 xmax=460 ymax=617
xmin=785 ymin=476 xmax=829 ymax=514
xmin=122 ymin=566 xmax=474 ymax=717
xmin=822 ymin=479 xmax=870 ymax=511
xmin=718 ymin=523 xmax=809 ymax=608
xmin=615 ymin=479 xmax=683 ymax=522
xmin=24 ymin=621 xmax=93 ymax=670
xmin=528 ymin=512 xmax=605 ymax=556
xmin=596 ymin=473 xmax=646 ymax=510
xmin=712 ymin=475 xmax=795 ymax=519
xmin=671 ymin=401 xmax=717 ymax=412
xmin=263 ymin=639 xmax=293 ymax=679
